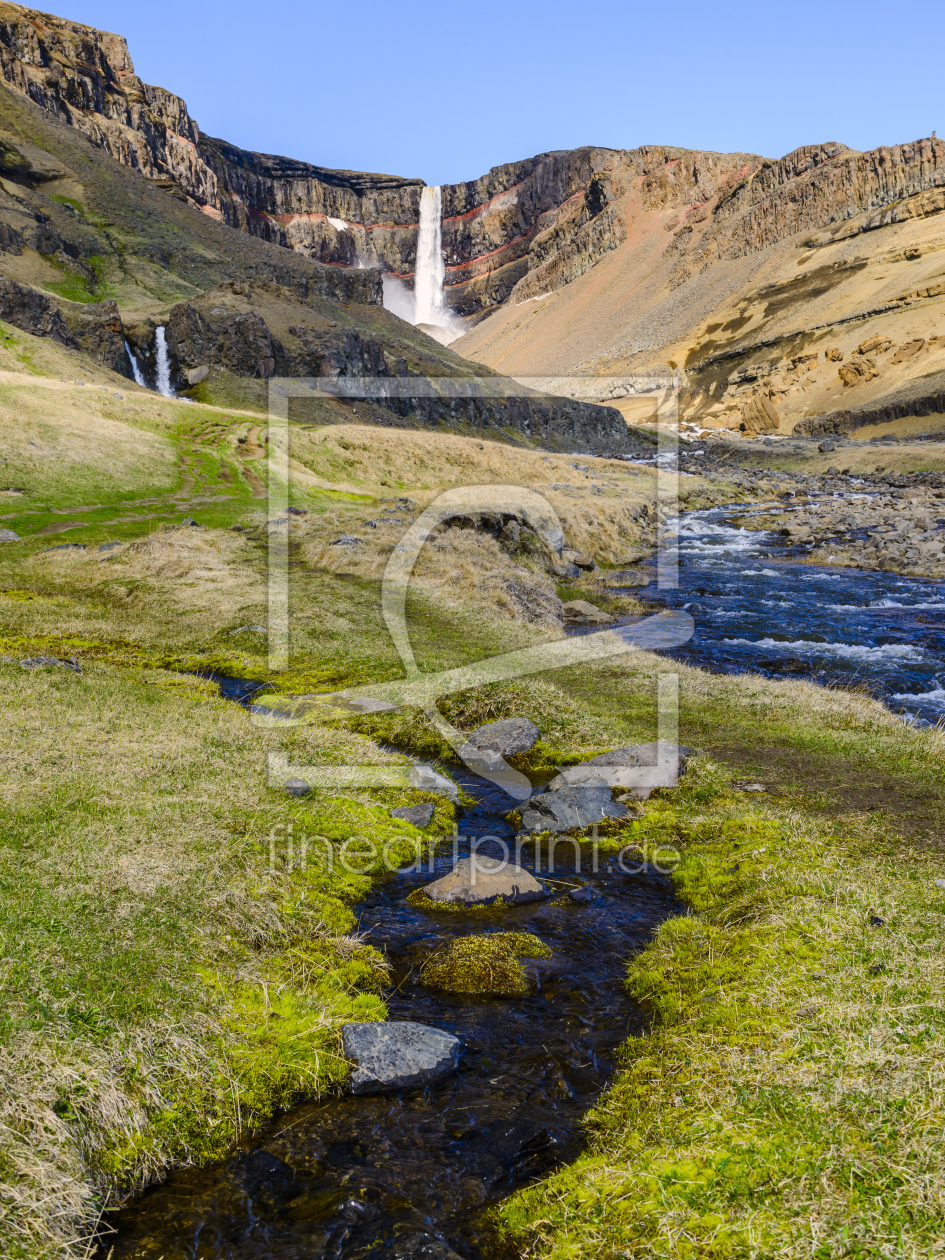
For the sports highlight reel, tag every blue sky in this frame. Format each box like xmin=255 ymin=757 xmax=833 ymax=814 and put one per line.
xmin=66 ymin=0 xmax=942 ymax=186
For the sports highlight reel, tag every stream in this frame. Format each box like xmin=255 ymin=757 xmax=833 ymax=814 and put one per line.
xmin=98 ymin=495 xmax=945 ymax=1258
xmin=98 ymin=773 xmax=680 ymax=1259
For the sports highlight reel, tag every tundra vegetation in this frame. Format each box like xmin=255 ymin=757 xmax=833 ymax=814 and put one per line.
xmin=1 ymin=322 xmax=944 ymax=1259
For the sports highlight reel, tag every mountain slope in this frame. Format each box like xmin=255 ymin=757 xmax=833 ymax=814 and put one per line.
xmin=0 ymin=69 xmax=632 ymax=451
xmin=0 ymin=1 xmax=940 ymax=440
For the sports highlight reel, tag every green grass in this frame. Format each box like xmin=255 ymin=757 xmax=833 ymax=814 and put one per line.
xmin=0 ymin=658 xmax=447 ymax=1257
xmin=0 ymin=359 xmax=944 ymax=1257
xmin=498 ymin=758 xmax=945 ymax=1258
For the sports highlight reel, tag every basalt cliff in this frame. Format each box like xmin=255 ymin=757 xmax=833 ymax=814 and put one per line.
xmin=0 ymin=1 xmax=943 ymax=442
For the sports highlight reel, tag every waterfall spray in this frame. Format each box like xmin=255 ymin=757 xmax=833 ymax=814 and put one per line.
xmin=124 ymin=340 xmax=147 ymax=388
xmin=154 ymin=327 xmax=174 ymax=398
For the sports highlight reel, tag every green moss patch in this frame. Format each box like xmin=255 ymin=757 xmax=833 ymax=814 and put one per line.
xmin=421 ymin=932 xmax=552 ymax=996
xmin=498 ymin=758 xmax=945 ymax=1257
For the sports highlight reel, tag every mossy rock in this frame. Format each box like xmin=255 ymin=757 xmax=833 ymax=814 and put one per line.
xmin=420 ymin=931 xmax=552 ymax=996
xmin=406 ymin=888 xmax=507 ymax=915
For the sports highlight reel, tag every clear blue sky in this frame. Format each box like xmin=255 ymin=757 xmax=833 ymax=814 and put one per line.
xmin=65 ymin=0 xmax=942 ymax=186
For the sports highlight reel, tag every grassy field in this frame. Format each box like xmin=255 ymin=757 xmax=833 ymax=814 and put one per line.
xmin=2 ymin=359 xmax=945 ymax=1257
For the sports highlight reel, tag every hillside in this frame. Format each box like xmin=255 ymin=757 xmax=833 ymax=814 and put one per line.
xmin=0 ymin=14 xmax=631 ymax=452
xmin=1 ymin=4 xmax=942 ymax=442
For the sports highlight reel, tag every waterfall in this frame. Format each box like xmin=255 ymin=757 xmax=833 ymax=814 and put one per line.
xmin=124 ymin=339 xmax=147 ymax=388
xmin=404 ymin=186 xmax=463 ymax=344
xmin=379 ymin=185 xmax=463 ymax=342
xmin=414 ymin=186 xmax=447 ymax=327
xmin=154 ymin=326 xmax=174 ymax=397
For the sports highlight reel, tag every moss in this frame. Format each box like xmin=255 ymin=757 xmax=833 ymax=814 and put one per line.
xmin=406 ymin=887 xmax=506 ymax=914
xmin=421 ymin=932 xmax=552 ymax=995
xmin=497 ymin=758 xmax=945 ymax=1257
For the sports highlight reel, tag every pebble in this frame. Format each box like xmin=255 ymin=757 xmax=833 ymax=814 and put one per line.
xmin=285 ymin=778 xmax=311 ymax=797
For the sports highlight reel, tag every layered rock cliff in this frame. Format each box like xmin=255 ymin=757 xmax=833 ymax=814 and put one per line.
xmin=1 ymin=0 xmax=944 ymax=441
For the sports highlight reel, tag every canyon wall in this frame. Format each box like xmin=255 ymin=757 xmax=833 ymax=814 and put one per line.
xmin=2 ymin=2 xmax=945 ymax=440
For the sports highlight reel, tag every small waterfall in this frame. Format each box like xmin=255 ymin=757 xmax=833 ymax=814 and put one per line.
xmin=124 ymin=339 xmax=147 ymax=388
xmin=154 ymin=326 xmax=175 ymax=397
xmin=414 ymin=185 xmax=447 ymax=327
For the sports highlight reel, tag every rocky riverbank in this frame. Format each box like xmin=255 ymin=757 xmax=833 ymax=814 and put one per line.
xmin=680 ymin=436 xmax=945 ymax=579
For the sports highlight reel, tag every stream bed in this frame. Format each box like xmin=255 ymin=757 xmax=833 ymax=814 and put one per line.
xmin=98 ymin=774 xmax=679 ymax=1259
xmin=98 ymin=496 xmax=945 ymax=1258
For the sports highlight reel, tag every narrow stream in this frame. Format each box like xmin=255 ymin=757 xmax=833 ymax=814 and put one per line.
xmin=98 ymin=497 xmax=945 ymax=1257
xmin=99 ymin=773 xmax=680 ymax=1259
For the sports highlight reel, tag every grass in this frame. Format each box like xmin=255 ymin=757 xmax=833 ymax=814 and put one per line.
xmin=0 ymin=346 xmax=944 ymax=1256
xmin=498 ymin=757 xmax=945 ymax=1258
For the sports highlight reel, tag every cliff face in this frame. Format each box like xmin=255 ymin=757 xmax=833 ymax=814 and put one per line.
xmin=2 ymin=1 xmax=945 ymax=441
xmin=0 ymin=5 xmax=686 ymax=317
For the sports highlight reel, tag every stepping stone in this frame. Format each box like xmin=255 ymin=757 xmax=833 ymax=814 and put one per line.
xmin=421 ymin=856 xmax=547 ymax=906
xmin=341 ymin=1021 xmax=462 ymax=1094
xmin=390 ymin=802 xmax=435 ymax=828
xmin=519 ymin=785 xmax=627 ymax=834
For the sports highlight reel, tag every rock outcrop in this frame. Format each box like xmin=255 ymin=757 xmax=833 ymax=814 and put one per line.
xmin=3 ymin=2 xmax=944 ymax=441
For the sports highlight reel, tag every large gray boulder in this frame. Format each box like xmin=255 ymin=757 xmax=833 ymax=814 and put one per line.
xmin=520 ymin=785 xmax=627 ymax=833
xmin=544 ymin=742 xmax=694 ymax=798
xmin=462 ymin=717 xmax=540 ymax=757
xmin=341 ymin=1021 xmax=462 ymax=1094
xmin=421 ymin=855 xmax=547 ymax=906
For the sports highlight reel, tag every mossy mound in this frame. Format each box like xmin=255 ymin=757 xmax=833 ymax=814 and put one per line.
xmin=420 ymin=931 xmax=552 ymax=996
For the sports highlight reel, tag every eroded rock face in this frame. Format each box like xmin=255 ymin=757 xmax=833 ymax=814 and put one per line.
xmin=341 ymin=1022 xmax=462 ymax=1094
xmin=0 ymin=274 xmax=76 ymax=345
xmin=422 ymin=857 xmax=548 ymax=907
xmin=62 ymin=298 xmax=132 ymax=376
xmin=166 ymin=303 xmax=275 ymax=382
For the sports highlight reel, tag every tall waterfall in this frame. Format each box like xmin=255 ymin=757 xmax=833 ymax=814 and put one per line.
xmin=154 ymin=326 xmax=174 ymax=397
xmin=124 ymin=339 xmax=147 ymax=388
xmin=414 ymin=185 xmax=448 ymax=327
xmin=381 ymin=185 xmax=463 ymax=342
